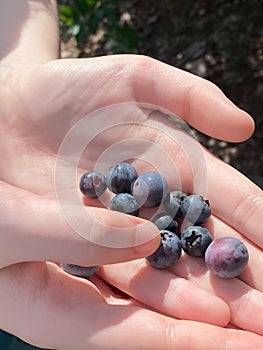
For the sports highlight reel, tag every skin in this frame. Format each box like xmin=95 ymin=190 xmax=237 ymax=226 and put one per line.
xmin=0 ymin=1 xmax=263 ymax=349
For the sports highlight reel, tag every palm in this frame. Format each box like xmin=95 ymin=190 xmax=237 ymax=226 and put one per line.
xmin=0 ymin=56 xmax=263 ymax=349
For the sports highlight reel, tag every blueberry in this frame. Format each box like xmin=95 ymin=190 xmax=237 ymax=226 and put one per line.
xmin=79 ymin=171 xmax=107 ymax=199
xmin=151 ymin=212 xmax=178 ymax=234
xmin=62 ymin=263 xmax=99 ymax=278
xmin=132 ymin=171 xmax=168 ymax=208
xmin=106 ymin=162 xmax=138 ymax=194
xmin=181 ymin=226 xmax=213 ymax=257
xmin=146 ymin=230 xmax=182 ymax=269
xmin=109 ymin=193 xmax=139 ymax=216
xmin=163 ymin=190 xmax=187 ymax=217
xmin=205 ymin=237 xmax=249 ymax=278
xmin=180 ymin=195 xmax=211 ymax=224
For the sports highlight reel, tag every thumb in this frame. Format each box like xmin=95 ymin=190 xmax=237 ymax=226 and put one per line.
xmin=0 ymin=181 xmax=160 ymax=269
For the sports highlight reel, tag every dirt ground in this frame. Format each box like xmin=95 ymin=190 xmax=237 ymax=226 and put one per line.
xmin=59 ymin=0 xmax=263 ymax=188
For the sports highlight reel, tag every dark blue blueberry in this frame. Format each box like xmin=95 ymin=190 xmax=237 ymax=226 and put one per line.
xmin=163 ymin=190 xmax=187 ymax=217
xmin=106 ymin=162 xmax=138 ymax=194
xmin=132 ymin=171 xmax=168 ymax=208
xmin=151 ymin=212 xmax=178 ymax=234
xmin=205 ymin=237 xmax=249 ymax=278
xmin=109 ymin=193 xmax=139 ymax=216
xmin=62 ymin=264 xmax=99 ymax=278
xmin=146 ymin=230 xmax=182 ymax=269
xmin=79 ymin=171 xmax=107 ymax=199
xmin=180 ymin=195 xmax=211 ymax=224
xmin=181 ymin=226 xmax=213 ymax=257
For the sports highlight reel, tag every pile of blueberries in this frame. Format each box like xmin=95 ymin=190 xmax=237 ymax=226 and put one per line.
xmin=62 ymin=162 xmax=249 ymax=280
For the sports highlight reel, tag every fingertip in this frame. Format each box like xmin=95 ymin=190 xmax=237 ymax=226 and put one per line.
xmin=84 ymin=207 xmax=161 ymax=253
xmin=234 ymin=108 xmax=255 ymax=142
xmin=132 ymin=220 xmax=161 ymax=258
xmin=210 ymin=293 xmax=231 ymax=327
xmin=221 ymin=92 xmax=255 ymax=142
xmin=107 ymin=210 xmax=161 ymax=255
xmin=184 ymin=78 xmax=255 ymax=142
xmin=212 ymin=92 xmax=255 ymax=142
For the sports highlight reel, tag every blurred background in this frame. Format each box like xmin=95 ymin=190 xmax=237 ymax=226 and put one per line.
xmin=1 ymin=0 xmax=262 ymax=349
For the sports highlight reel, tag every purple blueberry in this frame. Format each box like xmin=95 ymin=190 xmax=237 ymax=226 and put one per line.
xmin=181 ymin=226 xmax=213 ymax=257
xmin=106 ymin=162 xmax=138 ymax=194
xmin=62 ymin=263 xmax=99 ymax=278
xmin=79 ymin=171 xmax=107 ymax=198
xmin=151 ymin=212 xmax=178 ymax=234
xmin=146 ymin=230 xmax=182 ymax=269
xmin=180 ymin=194 xmax=211 ymax=224
xmin=205 ymin=237 xmax=249 ymax=278
xmin=132 ymin=171 xmax=168 ymax=208
xmin=163 ymin=190 xmax=187 ymax=217
xmin=109 ymin=193 xmax=139 ymax=216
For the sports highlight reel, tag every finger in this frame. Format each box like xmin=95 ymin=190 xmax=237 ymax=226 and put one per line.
xmin=27 ymin=55 xmax=254 ymax=144
xmin=0 ymin=262 xmax=262 ymax=350
xmin=129 ymin=55 xmax=255 ymax=142
xmin=0 ymin=181 xmax=160 ymax=268
xmin=169 ymin=247 xmax=263 ymax=335
xmin=97 ymin=259 xmax=230 ymax=327
xmin=204 ymin=151 xmax=263 ymax=248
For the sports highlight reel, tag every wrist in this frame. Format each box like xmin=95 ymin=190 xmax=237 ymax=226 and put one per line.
xmin=0 ymin=0 xmax=59 ymax=69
